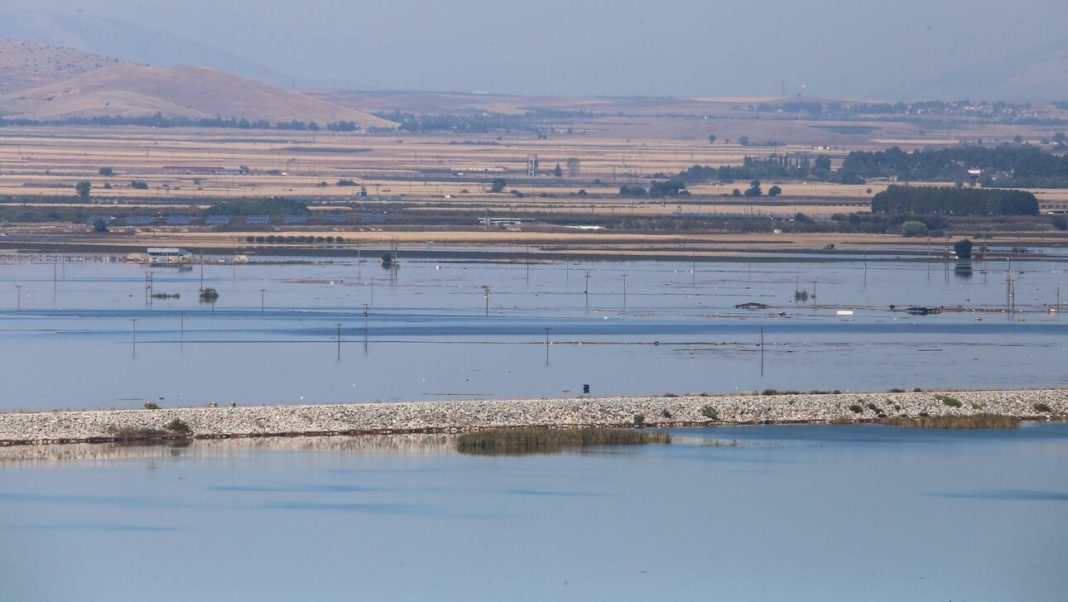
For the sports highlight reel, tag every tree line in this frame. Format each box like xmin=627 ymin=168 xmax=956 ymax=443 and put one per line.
xmin=871 ymin=185 xmax=1039 ymax=216
xmin=0 ymin=113 xmax=365 ymax=132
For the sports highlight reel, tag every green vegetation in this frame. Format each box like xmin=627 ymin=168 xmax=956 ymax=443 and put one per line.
xmin=632 ymin=414 xmax=646 ymax=427
xmin=899 ymin=220 xmax=929 ymax=237
xmin=98 ymin=167 xmax=114 ymax=177
xmin=954 ymin=239 xmax=974 ymax=259
xmin=1034 ymin=402 xmax=1053 ymax=413
xmin=848 ymin=404 xmax=863 ymax=413
xmin=75 ymin=180 xmax=91 ymax=199
xmin=840 ymin=145 xmax=1068 ymax=188
xmin=455 ymin=428 xmax=670 ymax=456
xmin=872 ymin=185 xmax=1039 ymax=216
xmin=205 ymin=198 xmax=309 ymax=216
xmin=130 ymin=180 xmax=149 ymax=190
xmin=165 ymin=418 xmax=192 ymax=435
xmin=143 ymin=402 xmax=160 ymax=410
xmin=489 ymin=178 xmax=506 ymax=193
xmin=934 ymin=394 xmax=963 ymax=408
xmin=105 ymin=426 xmax=169 ymax=442
xmin=700 ymin=405 xmax=718 ymax=420
xmin=659 ymin=409 xmax=673 ymax=419
xmin=885 ymin=414 xmax=1020 ymax=429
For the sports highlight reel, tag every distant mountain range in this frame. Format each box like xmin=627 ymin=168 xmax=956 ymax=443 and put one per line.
xmin=0 ymin=39 xmax=391 ymax=127
xmin=877 ymin=39 xmax=1068 ymax=101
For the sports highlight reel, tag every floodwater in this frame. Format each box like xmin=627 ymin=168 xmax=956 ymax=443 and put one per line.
xmin=1 ymin=252 xmax=1067 ymax=409
xmin=1 ymin=423 xmax=1065 ymax=601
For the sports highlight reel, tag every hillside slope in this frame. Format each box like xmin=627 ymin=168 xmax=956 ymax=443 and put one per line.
xmin=0 ymin=39 xmax=122 ymax=95
xmin=0 ymin=63 xmax=394 ymax=127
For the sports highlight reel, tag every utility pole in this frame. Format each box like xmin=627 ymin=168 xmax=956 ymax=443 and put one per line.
xmin=131 ymin=318 xmax=138 ymax=357
xmin=199 ymin=251 xmax=204 ymax=291
xmin=260 ymin=288 xmax=266 ymax=312
xmin=336 ymin=322 xmax=342 ymax=361
xmin=760 ymin=326 xmax=765 ymax=378
xmin=584 ymin=271 xmax=590 ymax=307
xmin=14 ymin=285 xmax=21 ymax=311
xmin=544 ymin=327 xmax=550 ymax=366
xmin=622 ymin=273 xmax=628 ymax=307
xmin=481 ymin=285 xmax=490 ymax=317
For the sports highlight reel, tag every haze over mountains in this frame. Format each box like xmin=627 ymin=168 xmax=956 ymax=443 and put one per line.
xmin=0 ymin=40 xmax=391 ymax=127
xmin=0 ymin=7 xmax=1066 ymax=103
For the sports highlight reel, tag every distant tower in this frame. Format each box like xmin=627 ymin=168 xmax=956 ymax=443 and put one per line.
xmin=527 ymin=154 xmax=539 ymax=177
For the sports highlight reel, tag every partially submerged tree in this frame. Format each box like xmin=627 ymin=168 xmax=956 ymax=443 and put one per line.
xmin=199 ymin=287 xmax=220 ymax=311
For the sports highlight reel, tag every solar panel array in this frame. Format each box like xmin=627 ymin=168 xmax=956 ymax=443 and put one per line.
xmin=283 ymin=214 xmax=308 ymax=225
xmin=322 ymin=213 xmax=348 ymax=224
xmin=245 ymin=215 xmax=271 ymax=225
xmin=205 ymin=215 xmax=232 ymax=225
xmin=359 ymin=214 xmax=385 ymax=224
xmin=125 ymin=215 xmax=156 ymax=226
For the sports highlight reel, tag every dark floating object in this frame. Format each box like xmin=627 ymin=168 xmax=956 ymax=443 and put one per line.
xmin=905 ymin=306 xmax=943 ymax=316
xmin=735 ymin=302 xmax=769 ymax=310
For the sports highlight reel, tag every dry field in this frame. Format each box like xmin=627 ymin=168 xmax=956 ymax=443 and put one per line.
xmin=3 ymin=125 xmax=1068 ymax=214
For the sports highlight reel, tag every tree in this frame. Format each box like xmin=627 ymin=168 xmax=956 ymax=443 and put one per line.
xmin=75 ymin=180 xmax=92 ymax=199
xmin=708 ymin=134 xmax=717 ymax=144
xmin=768 ymin=185 xmax=782 ymax=197
xmin=743 ymin=179 xmax=762 ymax=197
xmin=489 ymin=178 xmax=506 ymax=193
xmin=731 ymin=188 xmax=742 ymax=197
xmin=98 ymin=167 xmax=114 ymax=177
xmin=900 ymin=221 xmax=929 ymax=237
xmin=1052 ymin=215 xmax=1067 ymax=231
xmin=953 ymin=239 xmax=973 ymax=259
xmin=738 ymin=136 xmax=750 ymax=146
xmin=91 ymin=217 xmax=109 ymax=233
xmin=199 ymin=287 xmax=220 ymax=311
xmin=553 ymin=163 xmax=563 ymax=177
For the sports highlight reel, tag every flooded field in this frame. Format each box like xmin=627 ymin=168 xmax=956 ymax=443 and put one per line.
xmin=1 ymin=423 xmax=1065 ymax=601
xmin=1 ymin=251 xmax=1067 ymax=410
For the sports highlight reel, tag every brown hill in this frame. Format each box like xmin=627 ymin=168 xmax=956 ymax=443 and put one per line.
xmin=0 ymin=39 xmax=122 ymax=95
xmin=0 ymin=62 xmax=394 ymax=127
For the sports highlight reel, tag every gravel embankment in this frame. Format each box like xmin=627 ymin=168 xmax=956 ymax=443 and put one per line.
xmin=0 ymin=389 xmax=1064 ymax=446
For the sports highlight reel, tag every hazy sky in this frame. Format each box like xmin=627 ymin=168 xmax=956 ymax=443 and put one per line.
xmin=4 ymin=0 xmax=1067 ymax=97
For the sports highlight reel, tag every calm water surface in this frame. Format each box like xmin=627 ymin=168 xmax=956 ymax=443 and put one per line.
xmin=1 ymin=423 xmax=1065 ymax=601
xmin=1 ymin=254 xmax=1068 ymax=409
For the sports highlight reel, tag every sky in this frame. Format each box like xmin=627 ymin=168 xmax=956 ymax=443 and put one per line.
xmin=2 ymin=0 xmax=1067 ymax=98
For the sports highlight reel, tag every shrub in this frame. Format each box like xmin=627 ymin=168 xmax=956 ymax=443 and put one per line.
xmin=900 ymin=220 xmax=929 ymax=237
xmin=455 ymin=428 xmax=669 ymax=456
xmin=848 ymin=404 xmax=863 ymax=413
xmin=934 ymin=394 xmax=962 ymax=408
xmin=632 ymin=414 xmax=646 ymax=427
xmin=166 ymin=418 xmax=192 ymax=435
xmin=659 ymin=409 xmax=672 ymax=419
xmin=700 ymin=405 xmax=718 ymax=420
xmin=888 ymin=388 xmax=905 ymax=393
xmin=143 ymin=402 xmax=160 ymax=410
xmin=1034 ymin=402 xmax=1052 ymax=413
